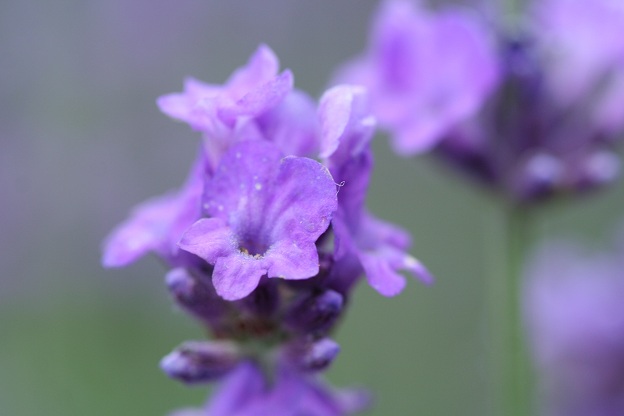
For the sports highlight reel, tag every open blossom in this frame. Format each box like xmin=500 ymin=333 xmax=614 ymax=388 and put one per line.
xmin=337 ymin=0 xmax=499 ymax=154
xmin=103 ymin=44 xmax=431 ymax=415
xmin=525 ymin=238 xmax=624 ymax=416
xmin=178 ymin=141 xmax=337 ymax=300
xmin=157 ymin=44 xmax=317 ymax=171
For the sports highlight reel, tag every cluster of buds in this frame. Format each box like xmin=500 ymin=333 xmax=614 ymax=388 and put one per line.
xmin=102 ymin=45 xmax=431 ymax=415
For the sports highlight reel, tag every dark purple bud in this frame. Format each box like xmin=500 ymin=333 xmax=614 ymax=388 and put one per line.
xmin=514 ymin=152 xmax=563 ymax=201
xmin=288 ymin=338 xmax=341 ymax=372
xmin=166 ymin=268 xmax=229 ymax=325
xmin=285 ymin=289 xmax=343 ymax=335
xmin=160 ymin=340 xmax=241 ymax=384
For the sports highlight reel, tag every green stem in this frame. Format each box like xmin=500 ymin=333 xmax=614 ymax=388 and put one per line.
xmin=507 ymin=205 xmax=533 ymax=416
xmin=487 ymin=204 xmax=534 ymax=416
xmin=504 ymin=0 xmax=523 ymax=33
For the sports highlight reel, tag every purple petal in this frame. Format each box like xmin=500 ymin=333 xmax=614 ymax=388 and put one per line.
xmin=157 ymin=44 xmax=288 ymax=139
xmin=354 ymin=212 xmax=433 ymax=296
xmin=202 ymin=141 xmax=284 ymax=223
xmin=257 ymin=89 xmax=319 ymax=157
xmin=225 ymin=44 xmax=281 ymax=95
xmin=318 ymin=84 xmax=375 ymax=161
xmin=266 ymin=240 xmax=320 ymax=280
xmin=266 ymin=154 xmax=337 ymax=246
xmin=157 ymin=77 xmax=221 ymax=130
xmin=178 ymin=218 xmax=235 ymax=264
xmin=358 ymin=250 xmax=407 ymax=297
xmin=102 ymin=191 xmax=180 ymax=268
xmin=212 ymin=254 xmax=268 ymax=301
xmin=218 ymin=70 xmax=294 ymax=125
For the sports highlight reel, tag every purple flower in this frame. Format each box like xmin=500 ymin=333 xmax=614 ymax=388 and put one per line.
xmin=173 ymin=360 xmax=370 ymax=416
xmin=525 ymin=239 xmax=624 ymax=415
xmin=336 ymin=0 xmax=499 ymax=154
xmin=103 ymin=44 xmax=429 ymax=416
xmin=337 ymin=0 xmax=623 ymax=204
xmin=178 ymin=140 xmax=337 ymax=300
xmin=157 ymin=44 xmax=319 ymax=171
xmin=157 ymin=44 xmax=291 ymax=133
xmin=319 ymin=85 xmax=433 ymax=296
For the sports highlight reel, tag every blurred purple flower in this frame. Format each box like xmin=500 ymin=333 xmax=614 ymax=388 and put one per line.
xmin=435 ymin=0 xmax=624 ymax=203
xmin=534 ymin=0 xmax=624 ymax=133
xmin=338 ymin=0 xmax=624 ymax=204
xmin=170 ymin=360 xmax=370 ymax=416
xmin=525 ymin=238 xmax=624 ymax=415
xmin=436 ymin=29 xmax=623 ymax=203
xmin=336 ymin=0 xmax=499 ymax=154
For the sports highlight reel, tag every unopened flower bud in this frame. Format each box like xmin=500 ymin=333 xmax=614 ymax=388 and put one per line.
xmin=160 ymin=340 xmax=241 ymax=384
xmin=288 ymin=338 xmax=341 ymax=372
xmin=285 ymin=289 xmax=343 ymax=334
xmin=166 ymin=268 xmax=228 ymax=324
xmin=515 ymin=152 xmax=563 ymax=201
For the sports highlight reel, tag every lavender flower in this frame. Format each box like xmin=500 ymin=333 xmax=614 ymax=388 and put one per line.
xmin=178 ymin=140 xmax=337 ymax=300
xmin=525 ymin=238 xmax=624 ymax=415
xmin=103 ymin=44 xmax=431 ymax=415
xmin=157 ymin=44 xmax=316 ymax=171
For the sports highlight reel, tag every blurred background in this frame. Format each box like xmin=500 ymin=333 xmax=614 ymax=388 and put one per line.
xmin=1 ymin=1 xmax=623 ymax=415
